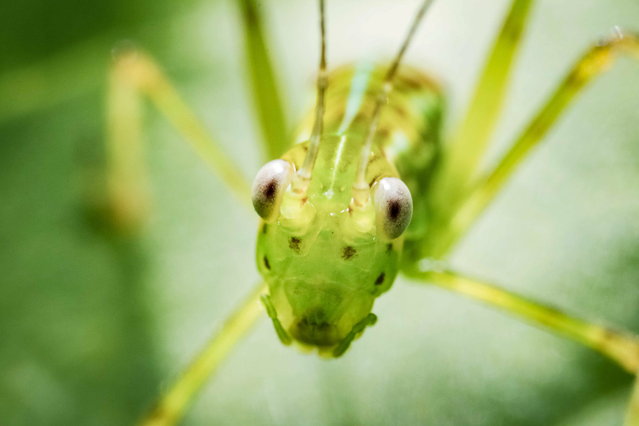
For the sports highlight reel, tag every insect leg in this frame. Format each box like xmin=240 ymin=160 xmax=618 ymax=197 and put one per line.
xmin=433 ymin=0 xmax=535 ymax=214
xmin=105 ymin=52 xmax=149 ymax=232
xmin=333 ymin=313 xmax=377 ymax=358
xmin=626 ymin=376 xmax=639 ymax=426
xmin=238 ymin=0 xmax=288 ymax=160
xmin=432 ymin=31 xmax=639 ymax=256
xmin=105 ymin=49 xmax=251 ymax=231
xmin=140 ymin=282 xmax=266 ymax=426
xmin=261 ymin=293 xmax=292 ymax=345
xmin=405 ymin=268 xmax=639 ymax=374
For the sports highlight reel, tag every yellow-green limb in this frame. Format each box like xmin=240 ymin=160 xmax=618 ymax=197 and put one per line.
xmin=238 ymin=0 xmax=289 ymax=160
xmin=140 ymin=283 xmax=266 ymax=426
xmin=406 ymin=268 xmax=639 ymax=373
xmin=626 ymin=376 xmax=639 ymax=426
xmin=110 ymin=50 xmax=251 ymax=208
xmin=106 ymin=53 xmax=150 ymax=232
xmin=261 ymin=294 xmax=292 ymax=345
xmin=432 ymin=31 xmax=639 ymax=256
xmin=433 ymin=0 xmax=534 ymax=214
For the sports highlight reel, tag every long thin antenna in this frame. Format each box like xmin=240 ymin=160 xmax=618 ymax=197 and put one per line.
xmin=353 ymin=0 xmax=435 ymax=205
xmin=295 ymin=0 xmax=328 ymax=190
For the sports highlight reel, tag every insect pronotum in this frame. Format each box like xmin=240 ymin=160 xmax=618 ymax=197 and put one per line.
xmin=100 ymin=0 xmax=639 ymax=424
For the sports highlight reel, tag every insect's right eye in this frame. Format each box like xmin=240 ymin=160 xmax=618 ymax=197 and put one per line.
xmin=251 ymin=159 xmax=293 ymax=221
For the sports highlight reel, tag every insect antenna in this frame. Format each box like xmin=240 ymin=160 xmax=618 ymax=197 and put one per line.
xmin=294 ymin=0 xmax=328 ymax=193
xmin=352 ymin=0 xmax=435 ymax=206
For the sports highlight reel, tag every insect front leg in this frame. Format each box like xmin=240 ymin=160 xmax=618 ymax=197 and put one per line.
xmin=100 ymin=47 xmax=252 ymax=234
xmin=141 ymin=283 xmax=267 ymax=426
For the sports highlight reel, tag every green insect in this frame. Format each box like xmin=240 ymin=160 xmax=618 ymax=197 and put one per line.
xmin=253 ymin=59 xmax=437 ymax=356
xmin=95 ymin=0 xmax=639 ymax=424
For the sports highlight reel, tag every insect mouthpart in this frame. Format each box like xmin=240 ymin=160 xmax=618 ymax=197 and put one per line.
xmin=291 ymin=310 xmax=340 ymax=347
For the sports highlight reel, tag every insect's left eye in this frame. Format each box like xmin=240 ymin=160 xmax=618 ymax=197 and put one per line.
xmin=373 ymin=177 xmax=413 ymax=240
xmin=252 ymin=159 xmax=293 ymax=221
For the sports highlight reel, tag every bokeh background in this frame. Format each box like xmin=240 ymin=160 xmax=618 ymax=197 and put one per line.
xmin=2 ymin=0 xmax=639 ymax=424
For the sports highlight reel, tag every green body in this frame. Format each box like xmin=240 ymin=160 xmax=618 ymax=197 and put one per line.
xmin=256 ymin=63 xmax=443 ymax=356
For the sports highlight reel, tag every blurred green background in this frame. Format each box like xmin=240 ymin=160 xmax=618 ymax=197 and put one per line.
xmin=2 ymin=0 xmax=639 ymax=424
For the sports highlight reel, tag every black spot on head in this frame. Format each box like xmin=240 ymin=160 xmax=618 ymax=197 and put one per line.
xmin=386 ymin=243 xmax=393 ymax=253
xmin=289 ymin=237 xmax=302 ymax=253
xmin=341 ymin=246 xmax=357 ymax=260
xmin=263 ymin=180 xmax=277 ymax=201
xmin=261 ymin=223 xmax=268 ymax=234
xmin=388 ymin=200 xmax=401 ymax=220
xmin=263 ymin=256 xmax=270 ymax=270
xmin=375 ymin=272 xmax=385 ymax=286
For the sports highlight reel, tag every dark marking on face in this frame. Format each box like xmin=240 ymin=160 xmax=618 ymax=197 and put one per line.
xmin=386 ymin=243 xmax=393 ymax=253
xmin=388 ymin=200 xmax=401 ymax=220
xmin=263 ymin=256 xmax=271 ymax=270
xmin=289 ymin=237 xmax=302 ymax=253
xmin=342 ymin=246 xmax=357 ymax=260
xmin=262 ymin=223 xmax=268 ymax=234
xmin=375 ymin=272 xmax=385 ymax=286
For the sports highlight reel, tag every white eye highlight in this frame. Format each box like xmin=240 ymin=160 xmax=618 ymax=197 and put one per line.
xmin=373 ymin=177 xmax=413 ymax=240
xmin=252 ymin=159 xmax=293 ymax=221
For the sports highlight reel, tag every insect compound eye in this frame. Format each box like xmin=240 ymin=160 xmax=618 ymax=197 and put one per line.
xmin=373 ymin=177 xmax=413 ymax=240
xmin=252 ymin=159 xmax=293 ymax=221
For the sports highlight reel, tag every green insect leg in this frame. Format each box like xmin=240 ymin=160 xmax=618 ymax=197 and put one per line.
xmin=405 ymin=268 xmax=639 ymax=374
xmin=261 ymin=293 xmax=292 ymax=345
xmin=332 ymin=313 xmax=378 ymax=358
xmin=238 ymin=0 xmax=289 ymax=160
xmin=103 ymin=48 xmax=252 ymax=234
xmin=141 ymin=283 xmax=266 ymax=426
xmin=626 ymin=376 xmax=639 ymax=426
xmin=431 ymin=31 xmax=639 ymax=257
xmin=433 ymin=0 xmax=535 ymax=217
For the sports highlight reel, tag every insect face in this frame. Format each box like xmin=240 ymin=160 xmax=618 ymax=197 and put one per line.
xmin=252 ymin=134 xmax=410 ymax=353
